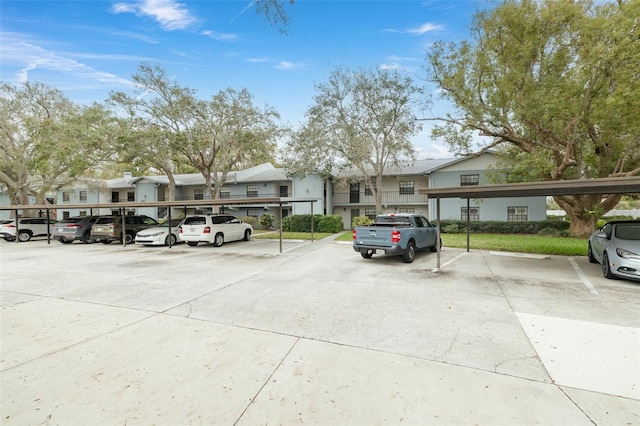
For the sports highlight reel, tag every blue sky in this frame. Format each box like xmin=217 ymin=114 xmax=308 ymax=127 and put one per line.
xmin=1 ymin=0 xmax=489 ymax=159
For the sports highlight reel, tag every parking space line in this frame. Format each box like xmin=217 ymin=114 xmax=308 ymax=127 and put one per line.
xmin=568 ymin=257 xmax=598 ymax=294
xmin=439 ymin=252 xmax=467 ymax=269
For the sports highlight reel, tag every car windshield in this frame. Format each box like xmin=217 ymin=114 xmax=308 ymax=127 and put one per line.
xmin=95 ymin=217 xmax=114 ymax=224
xmin=615 ymin=224 xmax=640 ymax=240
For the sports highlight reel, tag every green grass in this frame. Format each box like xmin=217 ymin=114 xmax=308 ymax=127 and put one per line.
xmin=335 ymin=230 xmax=587 ymax=256
xmin=252 ymin=230 xmax=335 ymax=240
xmin=441 ymin=233 xmax=587 ymax=256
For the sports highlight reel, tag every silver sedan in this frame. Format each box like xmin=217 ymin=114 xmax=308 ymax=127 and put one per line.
xmin=588 ymin=220 xmax=640 ymax=280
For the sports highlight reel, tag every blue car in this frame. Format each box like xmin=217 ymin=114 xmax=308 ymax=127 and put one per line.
xmin=588 ymin=220 xmax=640 ymax=280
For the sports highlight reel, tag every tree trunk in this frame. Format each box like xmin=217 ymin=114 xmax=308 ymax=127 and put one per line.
xmin=554 ymin=193 xmax=623 ymax=238
xmin=567 ymin=213 xmax=597 ymax=239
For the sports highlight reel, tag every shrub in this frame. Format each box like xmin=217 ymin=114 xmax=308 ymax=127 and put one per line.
xmin=260 ymin=213 xmax=274 ymax=230
xmin=282 ymin=214 xmax=343 ymax=233
xmin=240 ymin=216 xmax=259 ymax=229
xmin=352 ymin=216 xmax=374 ymax=228
xmin=437 ymin=220 xmax=570 ymax=235
xmin=317 ymin=215 xmax=344 ymax=232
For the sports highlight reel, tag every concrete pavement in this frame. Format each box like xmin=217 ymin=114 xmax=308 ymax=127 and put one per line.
xmin=1 ymin=235 xmax=639 ymax=425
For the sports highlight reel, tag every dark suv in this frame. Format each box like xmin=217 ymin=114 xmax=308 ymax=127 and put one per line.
xmin=52 ymin=216 xmax=100 ymax=244
xmin=91 ymin=215 xmax=158 ymax=244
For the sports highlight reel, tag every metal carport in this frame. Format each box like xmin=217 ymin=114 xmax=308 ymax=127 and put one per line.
xmin=0 ymin=197 xmax=319 ymax=253
xmin=419 ymin=176 xmax=640 ymax=268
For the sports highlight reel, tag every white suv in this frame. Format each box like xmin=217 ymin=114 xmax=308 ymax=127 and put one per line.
xmin=0 ymin=218 xmax=57 ymax=242
xmin=180 ymin=214 xmax=252 ymax=247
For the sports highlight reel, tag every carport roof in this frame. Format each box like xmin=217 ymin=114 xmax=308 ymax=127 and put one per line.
xmin=419 ymin=176 xmax=640 ymax=199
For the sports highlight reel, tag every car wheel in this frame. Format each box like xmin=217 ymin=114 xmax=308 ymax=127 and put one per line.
xmin=601 ymin=252 xmax=617 ymax=279
xmin=101 ymin=240 xmax=112 ymax=244
xmin=429 ymin=238 xmax=442 ymax=252
xmin=402 ymin=240 xmax=416 ymax=263
xmin=587 ymin=243 xmax=598 ymax=264
xmin=213 ymin=233 xmax=224 ymax=247
xmin=4 ymin=236 xmax=16 ymax=242
xmin=187 ymin=241 xmax=198 ymax=247
xmin=165 ymin=234 xmax=177 ymax=246
xmin=243 ymin=229 xmax=251 ymax=241
xmin=361 ymin=250 xmax=373 ymax=259
xmin=18 ymin=231 xmax=32 ymax=242
xmin=58 ymin=238 xmax=73 ymax=244
xmin=124 ymin=233 xmax=135 ymax=244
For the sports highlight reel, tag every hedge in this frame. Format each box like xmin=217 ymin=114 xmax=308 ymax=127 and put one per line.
xmin=438 ymin=220 xmax=571 ymax=236
xmin=282 ymin=214 xmax=344 ymax=233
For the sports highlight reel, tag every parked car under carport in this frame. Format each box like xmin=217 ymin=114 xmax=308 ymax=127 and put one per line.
xmin=588 ymin=220 xmax=640 ymax=281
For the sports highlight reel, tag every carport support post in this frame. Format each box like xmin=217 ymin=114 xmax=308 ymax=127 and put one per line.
xmin=121 ymin=207 xmax=126 ymax=247
xmin=46 ymin=208 xmax=51 ymax=244
xmin=167 ymin=206 xmax=172 ymax=248
xmin=279 ymin=202 xmax=283 ymax=254
xmin=310 ymin=201 xmax=314 ymax=242
xmin=14 ymin=209 xmax=19 ymax=244
xmin=436 ymin=197 xmax=441 ymax=269
xmin=466 ymin=198 xmax=470 ymax=253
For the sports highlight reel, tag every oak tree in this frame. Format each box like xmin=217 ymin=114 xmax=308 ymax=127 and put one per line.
xmin=426 ymin=0 xmax=640 ymax=237
xmin=283 ymin=67 xmax=427 ymax=213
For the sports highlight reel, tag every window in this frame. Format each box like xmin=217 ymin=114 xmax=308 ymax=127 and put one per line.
xmin=62 ymin=211 xmax=70 ymax=219
xmin=62 ymin=191 xmax=70 ymax=202
xmin=111 ymin=192 xmax=119 ymax=203
xmin=79 ymin=210 xmax=87 ymax=216
xmin=398 ymin=208 xmax=415 ymax=214
xmin=194 ymin=189 xmax=204 ymax=200
xmin=399 ymin=181 xmax=414 ymax=195
xmin=460 ymin=174 xmax=479 ymax=186
xmin=364 ymin=183 xmax=377 ymax=196
xmin=127 ymin=192 xmax=135 ymax=202
xmin=247 ymin=208 xmax=261 ymax=218
xmin=364 ymin=209 xmax=376 ymax=220
xmin=508 ymin=206 xmax=528 ymax=222
xmin=279 ymin=186 xmax=288 ymax=197
xmin=461 ymin=207 xmax=480 ymax=221
xmin=220 ymin=187 xmax=230 ymax=199
xmin=247 ymin=185 xmax=258 ymax=197
xmin=219 ymin=206 xmax=229 ymax=214
xmin=79 ymin=191 xmax=87 ymax=202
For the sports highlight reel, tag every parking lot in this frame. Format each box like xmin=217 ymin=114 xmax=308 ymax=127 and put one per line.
xmin=1 ymin=235 xmax=639 ymax=425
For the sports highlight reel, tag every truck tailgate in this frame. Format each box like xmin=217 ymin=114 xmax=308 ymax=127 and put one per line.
xmin=353 ymin=227 xmax=394 ymax=247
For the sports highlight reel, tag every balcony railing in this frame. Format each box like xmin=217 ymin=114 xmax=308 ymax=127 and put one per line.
xmin=333 ymin=191 xmax=428 ymax=206
xmin=172 ymin=192 xmax=292 ymax=201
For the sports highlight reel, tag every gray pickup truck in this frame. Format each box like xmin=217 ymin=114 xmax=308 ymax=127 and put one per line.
xmin=352 ymin=213 xmax=439 ymax=263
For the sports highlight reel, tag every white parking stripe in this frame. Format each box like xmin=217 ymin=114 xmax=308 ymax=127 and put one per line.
xmin=569 ymin=257 xmax=598 ymax=294
xmin=439 ymin=252 xmax=467 ymax=269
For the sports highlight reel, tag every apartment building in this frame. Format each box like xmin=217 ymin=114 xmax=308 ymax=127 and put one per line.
xmin=332 ymin=152 xmax=546 ymax=227
xmin=3 ymin=154 xmax=546 ymax=227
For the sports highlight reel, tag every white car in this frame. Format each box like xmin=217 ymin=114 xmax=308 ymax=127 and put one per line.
xmin=135 ymin=218 xmax=184 ymax=246
xmin=0 ymin=218 xmax=57 ymax=242
xmin=180 ymin=214 xmax=252 ymax=247
xmin=588 ymin=220 xmax=640 ymax=280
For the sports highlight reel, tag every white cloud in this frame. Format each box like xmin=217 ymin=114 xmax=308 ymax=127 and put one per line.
xmin=0 ymin=33 xmax=132 ymax=87
xmin=201 ymin=30 xmax=236 ymax=42
xmin=407 ymin=22 xmax=444 ymax=36
xmin=275 ymin=61 xmax=304 ymax=70
xmin=379 ymin=63 xmax=401 ymax=70
xmin=246 ymin=57 xmax=269 ymax=63
xmin=112 ymin=0 xmax=197 ymax=31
